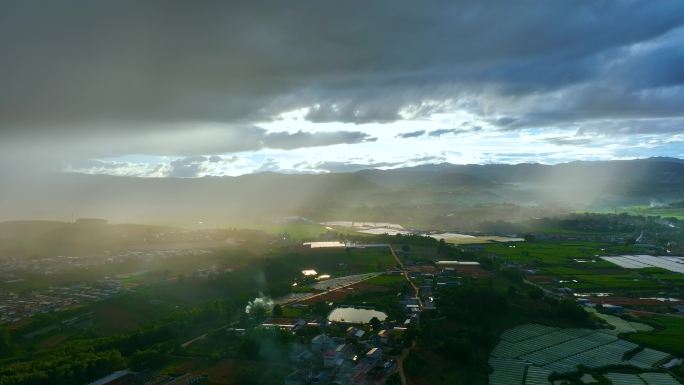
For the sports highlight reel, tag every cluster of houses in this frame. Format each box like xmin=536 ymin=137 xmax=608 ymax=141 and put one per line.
xmin=406 ymin=261 xmax=474 ymax=311
xmin=0 ymin=246 xmax=222 ymax=325
xmin=0 ymin=279 xmax=125 ymax=324
xmin=284 ymin=328 xmax=398 ymax=385
xmin=0 ymin=248 xmax=212 ymax=280
xmin=575 ymin=298 xmax=626 ymax=314
xmin=0 ymin=248 xmax=215 ymax=294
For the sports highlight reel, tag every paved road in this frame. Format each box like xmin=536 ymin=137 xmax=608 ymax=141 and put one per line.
xmin=389 ymin=244 xmax=422 ymax=308
xmin=389 ymin=244 xmax=421 ymax=385
xmin=396 ymin=341 xmax=416 ymax=385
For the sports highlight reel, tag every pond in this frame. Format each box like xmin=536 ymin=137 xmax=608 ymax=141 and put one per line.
xmin=327 ymin=307 xmax=387 ymax=324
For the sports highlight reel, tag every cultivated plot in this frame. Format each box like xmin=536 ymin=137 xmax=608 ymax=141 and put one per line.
xmin=605 ymin=372 xmax=682 ymax=385
xmin=601 ymin=255 xmax=684 ymax=274
xmin=489 ymin=324 xmax=676 ymax=385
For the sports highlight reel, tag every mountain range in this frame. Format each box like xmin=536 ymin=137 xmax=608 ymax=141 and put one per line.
xmin=1 ymin=157 xmax=683 ymax=228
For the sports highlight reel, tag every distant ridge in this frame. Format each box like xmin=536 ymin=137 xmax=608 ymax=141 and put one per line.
xmin=1 ymin=158 xmax=683 ymax=226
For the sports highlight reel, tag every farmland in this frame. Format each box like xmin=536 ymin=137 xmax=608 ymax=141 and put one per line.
xmin=1 ymin=216 xmax=683 ymax=385
xmin=601 ymin=255 xmax=684 ymax=273
xmin=482 ymin=241 xmax=684 ymax=295
xmin=618 ymin=205 xmax=684 ymax=221
xmin=489 ymin=323 xmax=678 ymax=385
xmin=627 ymin=317 xmax=684 ymax=357
xmin=475 ymin=238 xmax=684 ymax=373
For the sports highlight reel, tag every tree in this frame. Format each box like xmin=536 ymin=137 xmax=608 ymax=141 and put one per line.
xmin=236 ymin=367 xmax=261 ymax=385
xmin=556 ymin=300 xmax=590 ymax=323
xmin=0 ymin=326 xmax=11 ymax=353
xmin=369 ymin=317 xmax=381 ymax=331
xmin=238 ymin=337 xmax=259 ymax=359
xmin=224 ymin=302 xmax=234 ymax=323
xmin=507 ymin=286 xmax=517 ymax=296
xmin=250 ymin=305 xmax=267 ymax=323
xmin=129 ymin=348 xmax=167 ymax=370
xmin=401 ymin=326 xmax=417 ymax=348
xmin=437 ymin=284 xmax=508 ymax=323
xmin=312 ymin=301 xmax=332 ymax=318
xmin=528 ymin=287 xmax=544 ymax=300
xmin=500 ymin=268 xmax=524 ymax=283
xmin=272 ymin=304 xmax=283 ymax=317
xmin=239 ymin=310 xmax=250 ymax=326
xmin=437 ymin=238 xmax=447 ymax=254
xmin=386 ymin=373 xmax=402 ymax=385
xmin=403 ymin=351 xmax=426 ymax=376
xmin=441 ymin=337 xmax=473 ymax=363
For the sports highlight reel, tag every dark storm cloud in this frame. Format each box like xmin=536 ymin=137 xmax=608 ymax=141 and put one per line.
xmin=409 ymin=155 xmax=449 ymax=163
xmin=3 ymin=125 xmax=374 ymax=162
xmin=1 ymin=0 xmax=683 ymax=129
xmin=263 ymin=130 xmax=375 ymax=149
xmin=0 ymin=0 xmax=683 ymax=173
xmin=496 ymin=117 xmax=518 ymax=127
xmin=429 ymin=129 xmax=457 ymax=137
xmin=68 ymin=155 xmax=241 ymax=177
xmin=303 ymin=98 xmax=404 ymax=124
xmin=576 ymin=118 xmax=684 ymax=136
xmin=64 ymin=159 xmax=154 ymax=177
xmin=68 ymin=159 xmax=131 ymax=170
xmin=428 ymin=127 xmax=482 ymax=137
xmin=543 ymin=137 xmax=594 ymax=146
xmin=396 ymin=130 xmax=426 ymax=139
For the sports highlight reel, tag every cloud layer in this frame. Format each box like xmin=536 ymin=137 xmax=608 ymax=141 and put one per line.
xmin=0 ymin=0 xmax=683 ymax=176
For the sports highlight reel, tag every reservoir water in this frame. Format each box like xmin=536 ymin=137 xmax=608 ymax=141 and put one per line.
xmin=328 ymin=307 xmax=387 ymax=324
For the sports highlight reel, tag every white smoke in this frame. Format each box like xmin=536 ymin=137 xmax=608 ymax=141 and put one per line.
xmin=245 ymin=293 xmax=274 ymax=314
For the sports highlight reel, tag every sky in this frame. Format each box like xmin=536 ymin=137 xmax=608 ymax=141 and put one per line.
xmin=1 ymin=0 xmax=684 ymax=178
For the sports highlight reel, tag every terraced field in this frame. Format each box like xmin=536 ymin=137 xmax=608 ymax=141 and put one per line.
xmin=489 ymin=324 xmax=677 ymax=385
xmin=605 ymin=372 xmax=682 ymax=385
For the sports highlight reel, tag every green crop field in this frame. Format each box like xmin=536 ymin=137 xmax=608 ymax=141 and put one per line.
xmin=563 ymin=274 xmax=663 ymax=291
xmin=483 ymin=241 xmax=681 ymax=294
xmin=485 ymin=241 xmax=643 ymax=265
xmin=627 ymin=316 xmax=684 ymax=357
xmin=619 ymin=205 xmax=684 ymax=220
xmin=638 ymin=268 xmax=684 ymax=286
